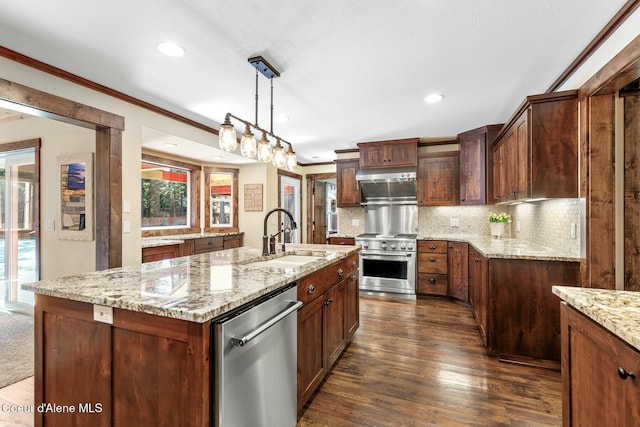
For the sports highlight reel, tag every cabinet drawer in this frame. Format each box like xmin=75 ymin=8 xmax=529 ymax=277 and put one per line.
xmin=193 ymin=237 xmax=224 ymax=254
xmin=223 ymin=234 xmax=243 ymax=249
xmin=418 ymin=253 xmax=448 ymax=274
xmin=329 ymin=237 xmax=355 ymax=246
xmin=417 ymin=273 xmax=448 ymax=295
xmin=418 ymin=240 xmax=448 ymax=253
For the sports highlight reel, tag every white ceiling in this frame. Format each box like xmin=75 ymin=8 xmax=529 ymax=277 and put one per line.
xmin=0 ymin=0 xmax=629 ymax=164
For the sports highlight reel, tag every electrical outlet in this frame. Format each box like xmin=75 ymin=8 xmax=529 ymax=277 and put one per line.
xmin=93 ymin=305 xmax=113 ymax=324
xmin=570 ymin=222 xmax=577 ymax=239
xmin=351 ymin=219 xmax=360 ymax=227
xmin=449 ymin=218 xmax=459 ymax=227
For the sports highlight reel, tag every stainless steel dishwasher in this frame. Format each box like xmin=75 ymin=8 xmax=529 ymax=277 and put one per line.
xmin=212 ymin=284 xmax=302 ymax=427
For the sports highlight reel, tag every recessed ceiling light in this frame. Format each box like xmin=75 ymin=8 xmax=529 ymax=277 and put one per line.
xmin=164 ymin=142 xmax=178 ymax=148
xmin=425 ymin=93 xmax=445 ymax=104
xmin=213 ymin=156 xmax=223 ymax=160
xmin=157 ymin=41 xmax=185 ymax=57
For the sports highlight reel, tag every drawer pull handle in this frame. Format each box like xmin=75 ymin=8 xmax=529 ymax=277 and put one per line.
xmin=618 ymin=367 xmax=636 ymax=380
xmin=340 ymin=242 xmax=345 ymax=245
xmin=352 ymin=260 xmax=357 ymax=267
xmin=429 ymin=257 xmax=436 ymax=262
xmin=429 ymin=245 xmax=436 ymax=250
xmin=307 ymin=285 xmax=315 ymax=294
xmin=429 ymin=278 xmax=436 ymax=284
xmin=338 ymin=268 xmax=344 ymax=276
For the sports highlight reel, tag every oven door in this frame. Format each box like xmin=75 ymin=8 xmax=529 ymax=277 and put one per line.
xmin=359 ymin=251 xmax=416 ymax=294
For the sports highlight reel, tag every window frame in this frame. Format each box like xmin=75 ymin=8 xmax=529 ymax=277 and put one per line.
xmin=141 ymin=153 xmax=201 ymax=237
xmin=204 ymin=166 xmax=239 ymax=233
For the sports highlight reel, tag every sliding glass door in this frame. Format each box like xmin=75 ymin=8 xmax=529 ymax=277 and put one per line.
xmin=0 ymin=148 xmax=38 ymax=312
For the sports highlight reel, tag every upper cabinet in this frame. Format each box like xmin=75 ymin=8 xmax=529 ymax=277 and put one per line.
xmin=458 ymin=124 xmax=502 ymax=205
xmin=492 ymin=90 xmax=578 ymax=203
xmin=417 ymin=152 xmax=459 ymax=206
xmin=357 ymin=138 xmax=418 ymax=169
xmin=335 ymin=158 xmax=360 ymax=207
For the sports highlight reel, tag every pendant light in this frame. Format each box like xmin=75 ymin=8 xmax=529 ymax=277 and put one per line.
xmin=257 ymin=132 xmax=272 ymax=163
xmin=272 ymin=139 xmax=287 ymax=168
xmin=240 ymin=124 xmax=257 ymax=158
xmin=219 ymin=114 xmax=237 ymax=152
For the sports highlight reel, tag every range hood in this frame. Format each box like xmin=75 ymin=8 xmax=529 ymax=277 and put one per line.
xmin=355 ymin=167 xmax=417 ymax=205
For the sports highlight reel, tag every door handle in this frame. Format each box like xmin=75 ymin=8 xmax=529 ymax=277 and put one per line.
xmin=230 ymin=301 xmax=303 ymax=347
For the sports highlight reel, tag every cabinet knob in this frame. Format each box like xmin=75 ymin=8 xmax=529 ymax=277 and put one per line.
xmin=429 ymin=245 xmax=436 ymax=250
xmin=618 ymin=367 xmax=636 ymax=380
xmin=351 ymin=274 xmax=357 ymax=281
xmin=429 ymin=278 xmax=436 ymax=284
xmin=307 ymin=285 xmax=315 ymax=294
xmin=475 ymin=258 xmax=480 ymax=262
xmin=352 ymin=260 xmax=357 ymax=267
xmin=338 ymin=268 xmax=344 ymax=276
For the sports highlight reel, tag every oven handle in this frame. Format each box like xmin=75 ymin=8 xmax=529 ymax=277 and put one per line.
xmin=360 ymin=251 xmax=415 ymax=258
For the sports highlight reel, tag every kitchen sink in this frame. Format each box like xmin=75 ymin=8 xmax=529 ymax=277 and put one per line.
xmin=242 ymin=254 xmax=324 ymax=269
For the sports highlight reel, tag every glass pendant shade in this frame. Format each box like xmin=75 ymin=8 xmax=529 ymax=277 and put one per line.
xmin=257 ymin=133 xmax=273 ymax=163
xmin=272 ymin=140 xmax=286 ymax=168
xmin=219 ymin=116 xmax=237 ymax=152
xmin=285 ymin=147 xmax=297 ymax=171
xmin=240 ymin=125 xmax=257 ymax=158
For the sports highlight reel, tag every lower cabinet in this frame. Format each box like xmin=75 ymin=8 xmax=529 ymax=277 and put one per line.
xmin=468 ymin=247 xmax=489 ymax=347
xmin=448 ymin=242 xmax=469 ymax=302
xmin=417 ymin=240 xmax=469 ymax=303
xmin=297 ymin=253 xmax=359 ymax=412
xmin=142 ymin=233 xmax=244 ymax=262
xmin=328 ymin=236 xmax=355 ymax=246
xmin=141 ymin=244 xmax=180 ymax=263
xmin=561 ymin=303 xmax=640 ymax=426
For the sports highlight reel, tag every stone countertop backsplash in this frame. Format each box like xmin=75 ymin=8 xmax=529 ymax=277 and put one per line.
xmin=141 ymin=231 xmax=244 ymax=248
xmin=552 ymin=286 xmax=640 ymax=352
xmin=23 ymin=244 xmax=359 ymax=323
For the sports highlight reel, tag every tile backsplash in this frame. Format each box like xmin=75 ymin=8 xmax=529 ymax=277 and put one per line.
xmin=338 ymin=199 xmax=582 ymax=257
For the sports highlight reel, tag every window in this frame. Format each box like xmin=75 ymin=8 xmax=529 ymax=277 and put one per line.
xmin=141 ymin=154 xmax=200 ymax=235
xmin=205 ymin=167 xmax=238 ymax=232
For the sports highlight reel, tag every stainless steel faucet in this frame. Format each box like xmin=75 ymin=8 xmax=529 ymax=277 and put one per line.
xmin=263 ymin=208 xmax=297 ymax=256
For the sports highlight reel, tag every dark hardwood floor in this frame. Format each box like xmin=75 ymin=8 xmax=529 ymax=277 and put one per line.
xmin=0 ymin=296 xmax=562 ymax=426
xmin=297 ymin=295 xmax=562 ymax=426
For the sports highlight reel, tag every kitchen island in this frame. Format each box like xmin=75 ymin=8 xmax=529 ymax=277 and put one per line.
xmin=22 ymin=244 xmax=360 ymax=427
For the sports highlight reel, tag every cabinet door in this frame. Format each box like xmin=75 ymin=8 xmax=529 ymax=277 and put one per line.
xmin=459 ymin=132 xmax=486 ymax=205
xmin=386 ymin=141 xmax=418 ymax=167
xmin=359 ymin=144 xmax=387 ymax=168
xmin=512 ymin=112 xmax=529 ymax=199
xmin=345 ymin=271 xmax=359 ymax=340
xmin=418 ymin=153 xmax=460 ymax=206
xmin=448 ymin=242 xmax=469 ymax=302
xmin=469 ymin=248 xmax=488 ymax=347
xmin=336 ymin=159 xmax=360 ymax=207
xmin=324 ymin=280 xmax=347 ymax=368
xmin=492 ymin=140 xmax=508 ymax=202
xmin=142 ymin=244 xmax=179 ymax=263
xmin=297 ymin=297 xmax=326 ymax=411
xmin=563 ymin=305 xmax=640 ymax=426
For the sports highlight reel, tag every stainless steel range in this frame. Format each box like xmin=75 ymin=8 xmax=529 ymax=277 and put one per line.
xmin=355 ymin=232 xmax=417 ymax=295
xmin=354 ymin=166 xmax=419 ymax=296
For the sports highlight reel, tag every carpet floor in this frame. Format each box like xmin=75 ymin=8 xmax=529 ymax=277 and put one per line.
xmin=0 ymin=312 xmax=34 ymax=388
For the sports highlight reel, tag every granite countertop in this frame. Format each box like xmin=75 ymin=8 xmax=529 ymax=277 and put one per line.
xmin=141 ymin=231 xmax=244 ymax=248
xmin=23 ymin=244 xmax=359 ymax=323
xmin=552 ymin=286 xmax=640 ymax=352
xmin=418 ymin=234 xmax=580 ymax=262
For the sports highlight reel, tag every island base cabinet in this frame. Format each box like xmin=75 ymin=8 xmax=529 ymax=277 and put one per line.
xmin=561 ymin=303 xmax=640 ymax=427
xmin=34 ymin=295 xmax=210 ymax=427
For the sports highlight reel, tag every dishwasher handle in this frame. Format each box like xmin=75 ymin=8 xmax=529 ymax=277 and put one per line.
xmin=231 ymin=300 xmax=303 ymax=347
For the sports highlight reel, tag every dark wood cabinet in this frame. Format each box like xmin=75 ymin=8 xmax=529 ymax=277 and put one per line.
xmin=447 ymin=242 xmax=469 ymax=302
xmin=142 ymin=244 xmax=180 ymax=263
xmin=223 ymin=234 xmax=243 ymax=249
xmin=468 ymin=247 xmax=489 ymax=347
xmin=329 ymin=237 xmax=355 ymax=246
xmin=357 ymin=138 xmax=418 ymax=169
xmin=417 ymin=152 xmax=459 ymax=206
xmin=417 ymin=240 xmax=448 ymax=296
xmin=297 ymin=253 xmax=359 ymax=412
xmin=34 ymin=295 xmax=210 ymax=427
xmin=561 ymin=304 xmax=640 ymax=426
xmin=458 ymin=124 xmax=502 ymax=205
xmin=335 ymin=159 xmax=360 ymax=207
xmin=492 ymin=90 xmax=578 ymax=203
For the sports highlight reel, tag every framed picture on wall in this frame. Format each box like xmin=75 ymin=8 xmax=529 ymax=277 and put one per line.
xmin=57 ymin=153 xmax=94 ymax=241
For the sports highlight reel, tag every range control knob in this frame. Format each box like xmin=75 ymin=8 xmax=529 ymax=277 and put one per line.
xmin=390 ymin=243 xmax=396 ymax=250
xmin=363 ymin=242 xmax=369 ymax=249
xmin=407 ymin=243 xmax=414 ymax=250
xmin=381 ymin=242 xmax=387 ymax=250
xmin=400 ymin=243 xmax=406 ymax=250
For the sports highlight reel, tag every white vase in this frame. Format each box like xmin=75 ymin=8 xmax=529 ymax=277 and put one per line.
xmin=490 ymin=222 xmax=505 ymax=239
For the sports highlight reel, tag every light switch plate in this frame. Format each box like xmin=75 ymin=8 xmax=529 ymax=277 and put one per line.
xmin=122 ymin=200 xmax=131 ymax=213
xmin=449 ymin=218 xmax=459 ymax=227
xmin=123 ymin=220 xmax=131 ymax=233
xmin=93 ymin=305 xmax=113 ymax=324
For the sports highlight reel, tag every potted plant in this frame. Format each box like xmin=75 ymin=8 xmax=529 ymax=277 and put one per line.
xmin=489 ymin=212 xmax=511 ymax=239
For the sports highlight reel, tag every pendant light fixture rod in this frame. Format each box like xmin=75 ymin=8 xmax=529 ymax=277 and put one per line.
xmin=254 ymin=68 xmax=259 ymax=127
xmin=270 ymin=77 xmax=274 ymax=134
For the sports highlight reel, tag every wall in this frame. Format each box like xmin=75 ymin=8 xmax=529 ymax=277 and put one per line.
xmin=0 ymin=114 xmax=98 ymax=278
